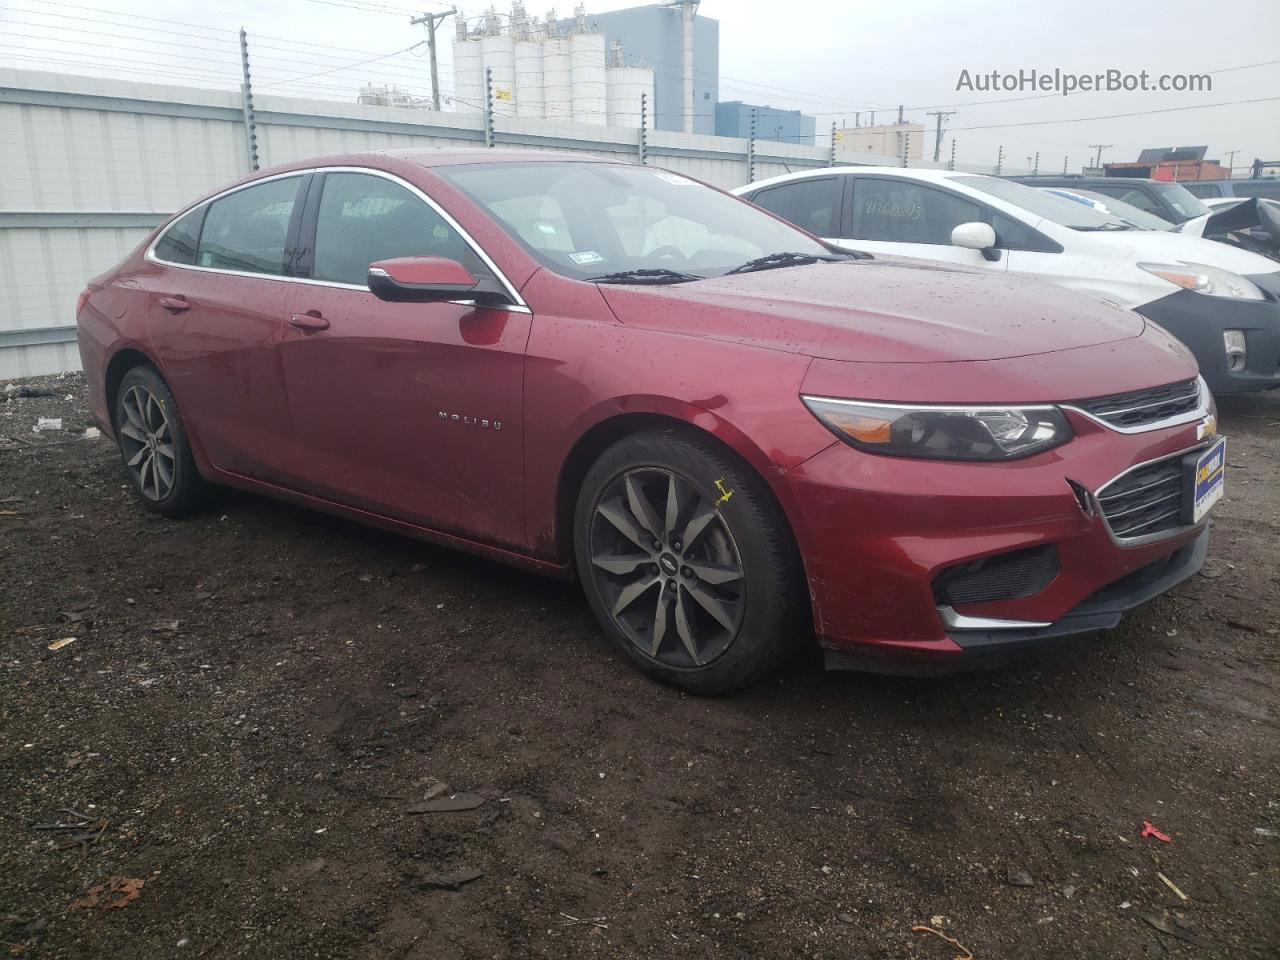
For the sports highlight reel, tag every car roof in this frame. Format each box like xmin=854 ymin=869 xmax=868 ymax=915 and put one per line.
xmin=1012 ymin=176 xmax=1159 ymax=186
xmin=382 ymin=147 xmax=620 ymax=168
xmin=738 ymin=166 xmax=977 ymax=192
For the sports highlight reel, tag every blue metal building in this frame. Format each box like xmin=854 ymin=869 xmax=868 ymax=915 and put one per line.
xmin=585 ymin=4 xmax=719 ymax=135
xmin=714 ymin=101 xmax=816 ymax=146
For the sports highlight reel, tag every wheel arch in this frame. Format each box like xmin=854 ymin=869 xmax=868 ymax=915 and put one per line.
xmin=103 ymin=345 xmax=161 ymax=429
xmin=550 ymin=401 xmax=803 ymax=571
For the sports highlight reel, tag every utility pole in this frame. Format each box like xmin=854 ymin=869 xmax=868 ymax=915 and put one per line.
xmin=238 ymin=28 xmax=259 ymax=172
xmin=1090 ymin=143 xmax=1112 ymax=169
xmin=926 ymin=109 xmax=956 ymax=163
xmin=1224 ymin=149 xmax=1238 ymax=176
xmin=410 ymin=6 xmax=456 ymax=111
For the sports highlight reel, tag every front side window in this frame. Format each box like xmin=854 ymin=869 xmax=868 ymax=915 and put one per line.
xmin=197 ymin=177 xmax=301 ymax=275
xmin=311 ymin=172 xmax=489 ymax=286
xmin=850 ymin=179 xmax=981 ymax=244
xmin=1228 ymin=182 xmax=1280 ymax=201
xmin=991 ymin=211 xmax=1059 ymax=251
xmin=153 ymin=207 xmax=204 ymax=265
xmin=439 ymin=162 xmax=831 ymax=280
xmin=750 ymin=178 xmax=843 ymax=237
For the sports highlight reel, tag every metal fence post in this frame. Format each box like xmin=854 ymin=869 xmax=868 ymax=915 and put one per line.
xmin=638 ymin=91 xmax=648 ymax=165
xmin=238 ymin=28 xmax=259 ymax=172
xmin=995 ymin=144 xmax=1004 ymax=176
xmin=746 ymin=107 xmax=756 ymax=183
xmin=1033 ymin=151 xmax=1040 ymax=175
xmin=901 ymin=132 xmax=910 ymax=168
xmin=483 ymin=67 xmax=494 ymax=148
xmin=949 ymin=139 xmax=956 ymax=171
xmin=828 ymin=122 xmax=836 ymax=167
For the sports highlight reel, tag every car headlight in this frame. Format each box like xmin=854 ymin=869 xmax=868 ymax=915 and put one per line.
xmin=1139 ymin=262 xmax=1265 ymax=300
xmin=801 ymin=396 xmax=1073 ymax=461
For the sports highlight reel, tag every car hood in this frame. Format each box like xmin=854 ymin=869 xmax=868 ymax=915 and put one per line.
xmin=1085 ymin=228 xmax=1280 ymax=274
xmin=599 ymin=258 xmax=1145 ymax=363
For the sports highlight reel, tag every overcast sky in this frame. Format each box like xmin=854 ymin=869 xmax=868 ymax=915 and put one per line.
xmin=3 ymin=0 xmax=1277 ymax=172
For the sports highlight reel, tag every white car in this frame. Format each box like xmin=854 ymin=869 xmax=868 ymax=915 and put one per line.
xmin=733 ymin=168 xmax=1280 ymax=394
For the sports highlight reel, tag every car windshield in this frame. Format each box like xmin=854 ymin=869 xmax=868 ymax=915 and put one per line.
xmin=439 ymin=161 xmax=837 ymax=281
xmin=1063 ymin=189 xmax=1175 ymax=230
xmin=955 ymin=176 xmax=1135 ymax=231
xmin=1151 ymin=182 xmax=1212 ymax=221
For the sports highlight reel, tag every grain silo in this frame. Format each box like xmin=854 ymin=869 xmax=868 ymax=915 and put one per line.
xmin=542 ymin=33 xmax=574 ymax=121
xmin=606 ymin=65 xmax=654 ymax=128
xmin=514 ymin=38 xmax=545 ymax=119
xmin=451 ymin=24 xmax=485 ymax=114
xmin=481 ymin=33 xmax=517 ymax=117
xmin=569 ymin=31 xmax=606 ymax=125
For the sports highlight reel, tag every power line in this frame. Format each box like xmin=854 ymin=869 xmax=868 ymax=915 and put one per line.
xmin=947 ymin=96 xmax=1280 ymax=133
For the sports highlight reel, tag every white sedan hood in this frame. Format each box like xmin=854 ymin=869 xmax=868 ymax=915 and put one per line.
xmin=1087 ymin=228 xmax=1277 ymax=275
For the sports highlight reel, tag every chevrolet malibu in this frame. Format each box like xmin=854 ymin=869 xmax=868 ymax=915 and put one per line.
xmin=76 ymin=150 xmax=1224 ymax=694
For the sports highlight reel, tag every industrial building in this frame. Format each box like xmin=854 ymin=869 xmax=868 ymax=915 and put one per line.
xmin=1104 ymin=146 xmax=1228 ymax=182
xmin=835 ymin=122 xmax=926 ymax=162
xmin=715 ymin=101 xmax=815 ymax=145
xmin=451 ymin=3 xmax=716 ymax=134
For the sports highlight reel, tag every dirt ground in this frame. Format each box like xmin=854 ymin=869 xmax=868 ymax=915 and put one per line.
xmin=1 ymin=372 xmax=1277 ymax=960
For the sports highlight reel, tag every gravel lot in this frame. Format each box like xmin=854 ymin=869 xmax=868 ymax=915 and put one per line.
xmin=1 ymin=373 xmax=1277 ymax=959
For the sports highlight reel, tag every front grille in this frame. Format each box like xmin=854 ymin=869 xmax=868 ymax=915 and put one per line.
xmin=934 ymin=544 xmax=1060 ymax=607
xmin=1072 ymin=378 xmax=1200 ymax=429
xmin=1097 ymin=456 xmax=1185 ymax=539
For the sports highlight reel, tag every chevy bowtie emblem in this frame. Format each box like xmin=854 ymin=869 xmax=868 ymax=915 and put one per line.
xmin=439 ymin=411 xmax=502 ymax=430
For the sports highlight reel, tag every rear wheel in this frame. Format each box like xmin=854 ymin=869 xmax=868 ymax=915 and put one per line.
xmin=574 ymin=429 xmax=806 ymax=695
xmin=114 ymin=365 xmax=205 ymax=517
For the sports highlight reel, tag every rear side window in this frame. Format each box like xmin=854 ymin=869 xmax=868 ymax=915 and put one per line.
xmin=851 ymin=179 xmax=981 ymax=244
xmin=1180 ymin=182 xmax=1224 ymax=199
xmin=750 ymin=178 xmax=842 ymax=236
xmin=311 ymin=172 xmax=487 ymax=286
xmin=197 ymin=177 xmax=301 ymax=275
xmin=1234 ymin=182 xmax=1280 ymax=201
xmin=153 ymin=207 xmax=203 ymax=265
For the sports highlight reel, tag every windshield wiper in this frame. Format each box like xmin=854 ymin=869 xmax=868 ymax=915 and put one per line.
xmin=724 ymin=251 xmax=851 ymax=275
xmin=1074 ymin=222 xmax=1134 ymax=232
xmin=587 ymin=268 xmax=704 ymax=284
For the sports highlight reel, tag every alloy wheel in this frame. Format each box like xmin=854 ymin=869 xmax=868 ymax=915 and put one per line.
xmin=118 ymin=385 xmax=176 ymax=502
xmin=588 ymin=468 xmax=746 ymax=667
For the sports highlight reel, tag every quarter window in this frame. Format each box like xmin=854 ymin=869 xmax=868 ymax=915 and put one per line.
xmin=311 ymin=172 xmax=487 ymax=286
xmin=850 ymin=179 xmax=981 ymax=244
xmin=749 ymin=178 xmax=843 ymax=237
xmin=196 ymin=177 xmax=301 ymax=275
xmin=153 ymin=207 xmax=204 ymax=265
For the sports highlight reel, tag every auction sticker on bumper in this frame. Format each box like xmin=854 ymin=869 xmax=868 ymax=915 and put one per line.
xmin=1188 ymin=437 xmax=1226 ymax=523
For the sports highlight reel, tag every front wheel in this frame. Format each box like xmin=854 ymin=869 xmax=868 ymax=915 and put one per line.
xmin=114 ymin=365 xmax=205 ymax=517
xmin=574 ymin=429 xmax=807 ymax=695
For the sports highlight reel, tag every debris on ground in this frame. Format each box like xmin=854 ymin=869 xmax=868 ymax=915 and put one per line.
xmin=405 ymin=793 xmax=485 ymax=813
xmin=1157 ymin=871 xmax=1189 ymax=901
xmin=72 ymin=878 xmax=144 ymax=911
xmin=559 ymin=913 xmax=608 ymax=930
xmin=47 ymin=637 xmax=76 ymax=651
xmin=1006 ymin=866 xmax=1035 ymax=887
xmin=416 ymin=868 xmax=483 ymax=891
xmin=32 ymin=417 xmax=63 ymax=432
xmin=1139 ymin=911 xmax=1208 ymax=948
xmin=912 ymin=924 xmax=974 ymax=959
xmin=1141 ymin=820 xmax=1173 ymax=843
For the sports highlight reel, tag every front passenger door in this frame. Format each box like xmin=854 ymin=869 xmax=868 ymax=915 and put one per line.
xmin=839 ymin=177 xmax=1005 ymax=270
xmin=279 ymin=170 xmax=532 ymax=549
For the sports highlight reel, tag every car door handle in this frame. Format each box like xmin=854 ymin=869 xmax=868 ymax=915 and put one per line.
xmin=288 ymin=312 xmax=330 ymax=332
xmin=158 ymin=296 xmax=190 ymax=313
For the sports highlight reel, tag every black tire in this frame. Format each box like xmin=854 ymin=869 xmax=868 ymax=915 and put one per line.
xmin=113 ymin=364 xmax=205 ymax=517
xmin=574 ymin=428 xmax=807 ymax=695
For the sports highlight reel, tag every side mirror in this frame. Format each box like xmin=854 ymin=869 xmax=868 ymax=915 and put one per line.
xmin=367 ymin=256 xmax=510 ymax=305
xmin=950 ymin=222 xmax=1001 ymax=261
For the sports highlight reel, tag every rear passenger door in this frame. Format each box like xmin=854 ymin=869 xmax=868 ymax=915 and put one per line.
xmin=839 ymin=177 xmax=1006 ymax=270
xmin=747 ymin=176 xmax=847 ymax=244
xmin=144 ymin=174 xmax=306 ymax=481
xmin=278 ymin=169 xmax=532 ymax=549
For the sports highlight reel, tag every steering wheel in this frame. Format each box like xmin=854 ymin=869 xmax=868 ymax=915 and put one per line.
xmin=646 ymin=244 xmax=688 ymax=265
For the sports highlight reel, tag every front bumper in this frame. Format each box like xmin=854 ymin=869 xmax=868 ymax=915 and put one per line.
xmin=1135 ymin=282 xmax=1280 ymax=394
xmin=780 ymin=408 xmax=1215 ymax=673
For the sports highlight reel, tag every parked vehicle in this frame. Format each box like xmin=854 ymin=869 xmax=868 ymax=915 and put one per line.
xmin=1180 ymin=179 xmax=1280 ymax=202
xmin=735 ymin=168 xmax=1280 ymax=394
xmin=1041 ymin=187 xmax=1176 ymax=230
xmin=79 ymin=151 xmax=1222 ymax=692
xmin=1009 ymin=175 xmax=1212 ymax=225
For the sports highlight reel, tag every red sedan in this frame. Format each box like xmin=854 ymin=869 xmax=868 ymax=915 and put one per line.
xmin=76 ymin=151 xmax=1223 ymax=693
